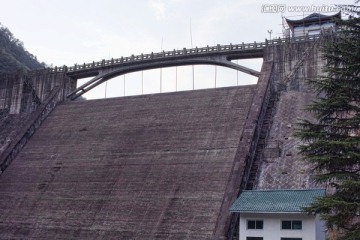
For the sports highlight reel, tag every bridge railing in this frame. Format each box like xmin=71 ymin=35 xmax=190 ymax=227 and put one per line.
xmin=43 ymin=34 xmax=320 ymax=74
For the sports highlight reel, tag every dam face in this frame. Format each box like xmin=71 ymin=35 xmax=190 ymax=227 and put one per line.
xmin=0 ymin=86 xmax=255 ymax=239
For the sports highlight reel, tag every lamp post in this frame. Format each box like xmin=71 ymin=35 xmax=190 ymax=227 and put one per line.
xmin=267 ymin=29 xmax=273 ymax=40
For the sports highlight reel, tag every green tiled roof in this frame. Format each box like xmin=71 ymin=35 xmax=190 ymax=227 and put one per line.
xmin=230 ymin=189 xmax=325 ymax=213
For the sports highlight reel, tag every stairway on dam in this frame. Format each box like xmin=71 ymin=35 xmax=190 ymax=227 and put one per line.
xmin=0 ymin=113 xmax=32 ymax=155
xmin=0 ymin=85 xmax=256 ymax=239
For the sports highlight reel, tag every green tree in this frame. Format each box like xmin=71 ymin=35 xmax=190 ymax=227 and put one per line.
xmin=295 ymin=7 xmax=360 ymax=240
xmin=0 ymin=22 xmax=45 ymax=73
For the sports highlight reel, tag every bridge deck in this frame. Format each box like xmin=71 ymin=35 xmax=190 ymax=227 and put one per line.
xmin=40 ymin=34 xmax=319 ymax=78
xmin=0 ymin=85 xmax=255 ymax=239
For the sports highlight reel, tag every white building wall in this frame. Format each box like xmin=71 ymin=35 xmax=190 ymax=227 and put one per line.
xmin=239 ymin=212 xmax=325 ymax=240
xmin=315 ymin=215 xmax=326 ymax=240
xmin=293 ymin=22 xmax=335 ymax=37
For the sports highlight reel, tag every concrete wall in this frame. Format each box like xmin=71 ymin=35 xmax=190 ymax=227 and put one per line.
xmin=33 ymin=71 xmax=76 ymax=104
xmin=0 ymin=74 xmax=22 ymax=114
xmin=257 ymin=36 xmax=328 ymax=190
xmin=239 ymin=212 xmax=324 ymax=240
xmin=0 ymin=71 xmax=76 ymax=114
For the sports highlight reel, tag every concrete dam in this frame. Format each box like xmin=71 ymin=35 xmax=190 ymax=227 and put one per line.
xmin=0 ymin=85 xmax=256 ymax=239
xmin=0 ymin=33 xmax=327 ymax=239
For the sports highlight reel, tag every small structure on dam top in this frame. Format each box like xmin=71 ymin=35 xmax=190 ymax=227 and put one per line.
xmin=284 ymin=12 xmax=341 ymax=37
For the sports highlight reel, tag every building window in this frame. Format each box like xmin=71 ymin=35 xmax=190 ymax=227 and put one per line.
xmin=281 ymin=220 xmax=302 ymax=230
xmin=246 ymin=237 xmax=263 ymax=240
xmin=281 ymin=238 xmax=302 ymax=240
xmin=247 ymin=220 xmax=263 ymax=229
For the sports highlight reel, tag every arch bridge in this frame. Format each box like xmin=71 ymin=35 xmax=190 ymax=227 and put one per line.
xmin=45 ymin=36 xmax=318 ymax=100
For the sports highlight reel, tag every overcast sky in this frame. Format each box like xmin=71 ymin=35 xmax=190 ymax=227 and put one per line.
xmin=0 ymin=0 xmax=355 ymax=99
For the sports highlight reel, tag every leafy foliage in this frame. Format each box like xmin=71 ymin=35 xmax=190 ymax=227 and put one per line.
xmin=296 ymin=9 xmax=360 ymax=240
xmin=0 ymin=23 xmax=45 ymax=73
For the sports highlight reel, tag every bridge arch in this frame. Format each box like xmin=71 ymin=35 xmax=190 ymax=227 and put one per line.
xmin=43 ymin=35 xmax=320 ymax=100
xmin=67 ymin=55 xmax=261 ymax=100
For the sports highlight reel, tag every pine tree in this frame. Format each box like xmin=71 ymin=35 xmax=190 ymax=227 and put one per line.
xmin=295 ymin=8 xmax=360 ymax=240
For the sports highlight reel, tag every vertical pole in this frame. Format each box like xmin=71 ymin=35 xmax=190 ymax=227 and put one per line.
xmin=190 ymin=18 xmax=193 ymax=48
xmin=215 ymin=65 xmax=217 ymax=88
xmin=192 ymin=65 xmax=194 ymax=90
xmin=160 ymin=37 xmax=163 ymax=93
xmin=303 ymin=12 xmax=305 ymax=36
xmin=105 ymin=49 xmax=110 ymax=98
xmin=236 ymin=60 xmax=239 ymax=86
xmin=105 ymin=81 xmax=107 ymax=99
xmin=160 ymin=69 xmax=162 ymax=93
xmin=123 ymin=75 xmax=126 ymax=96
xmin=176 ymin=66 xmax=178 ymax=91
xmin=190 ymin=18 xmax=194 ymax=90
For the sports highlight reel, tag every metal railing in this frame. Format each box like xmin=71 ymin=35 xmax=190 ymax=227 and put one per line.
xmin=241 ymin=63 xmax=275 ymax=190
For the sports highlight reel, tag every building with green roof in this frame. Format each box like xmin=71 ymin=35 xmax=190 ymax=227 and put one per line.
xmin=230 ymin=189 xmax=326 ymax=240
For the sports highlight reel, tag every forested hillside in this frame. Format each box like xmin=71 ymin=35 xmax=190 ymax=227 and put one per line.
xmin=0 ymin=23 xmax=45 ymax=73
